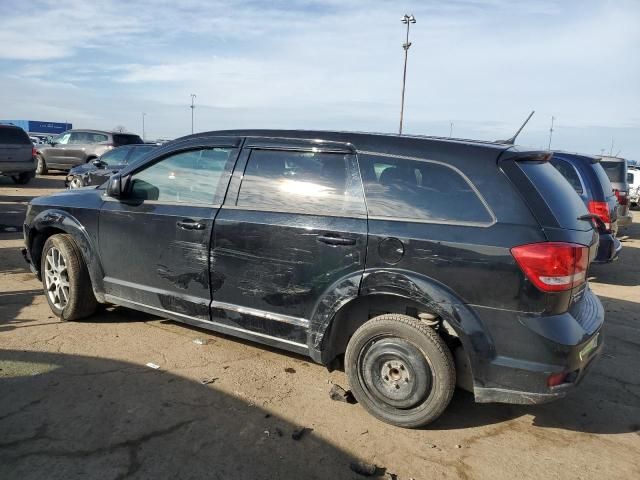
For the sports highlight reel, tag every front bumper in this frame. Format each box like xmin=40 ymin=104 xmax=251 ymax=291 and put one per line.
xmin=0 ymin=158 xmax=36 ymax=176
xmin=471 ymin=288 xmax=604 ymax=405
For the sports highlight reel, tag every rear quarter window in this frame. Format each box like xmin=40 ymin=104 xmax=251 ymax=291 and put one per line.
xmin=359 ymin=153 xmax=494 ymax=225
xmin=0 ymin=127 xmax=31 ymax=144
xmin=550 ymin=158 xmax=583 ymax=194
xmin=114 ymin=134 xmax=144 ymax=146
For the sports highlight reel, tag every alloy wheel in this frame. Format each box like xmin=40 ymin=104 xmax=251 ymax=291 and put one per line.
xmin=44 ymin=246 xmax=70 ymax=310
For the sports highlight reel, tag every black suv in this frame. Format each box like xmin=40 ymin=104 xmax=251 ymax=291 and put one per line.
xmin=550 ymin=152 xmax=621 ymax=263
xmin=0 ymin=124 xmax=36 ymax=184
xmin=22 ymin=130 xmax=604 ymax=427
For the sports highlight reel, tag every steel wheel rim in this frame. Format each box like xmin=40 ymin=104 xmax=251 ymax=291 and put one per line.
xmin=357 ymin=336 xmax=432 ymax=410
xmin=44 ymin=246 xmax=69 ymax=309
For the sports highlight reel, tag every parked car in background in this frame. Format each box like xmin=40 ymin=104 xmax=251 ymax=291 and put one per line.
xmin=66 ymin=144 xmax=157 ymax=188
xmin=628 ymin=166 xmax=639 ymax=208
xmin=23 ymin=130 xmax=604 ymax=428
xmin=551 ymin=152 xmax=621 ymax=263
xmin=35 ymin=129 xmax=143 ymax=174
xmin=0 ymin=124 xmax=36 ymax=184
xmin=599 ymin=155 xmax=632 ymax=226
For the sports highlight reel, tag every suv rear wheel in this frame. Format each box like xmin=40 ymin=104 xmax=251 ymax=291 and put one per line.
xmin=345 ymin=314 xmax=455 ymax=428
xmin=35 ymin=154 xmax=47 ymax=175
xmin=41 ymin=234 xmax=97 ymax=320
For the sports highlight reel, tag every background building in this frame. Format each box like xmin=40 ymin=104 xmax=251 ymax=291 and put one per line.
xmin=0 ymin=120 xmax=72 ymax=135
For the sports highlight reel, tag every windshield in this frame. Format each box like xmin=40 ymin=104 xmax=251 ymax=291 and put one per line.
xmin=127 ymin=145 xmax=156 ymax=164
xmin=600 ymin=160 xmax=626 ymax=184
xmin=100 ymin=147 xmax=129 ymax=166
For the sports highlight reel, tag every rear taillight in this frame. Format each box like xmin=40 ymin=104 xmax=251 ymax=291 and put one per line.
xmin=511 ymin=242 xmax=588 ymax=292
xmin=547 ymin=372 xmax=568 ymax=387
xmin=614 ymin=189 xmax=628 ymax=206
xmin=587 ymin=201 xmax=611 ymax=231
xmin=31 ymin=147 xmax=37 ymax=157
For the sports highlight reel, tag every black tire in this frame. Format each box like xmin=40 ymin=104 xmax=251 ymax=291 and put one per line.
xmin=345 ymin=314 xmax=455 ymax=428
xmin=35 ymin=155 xmax=48 ymax=175
xmin=41 ymin=234 xmax=97 ymax=321
xmin=11 ymin=172 xmax=32 ymax=184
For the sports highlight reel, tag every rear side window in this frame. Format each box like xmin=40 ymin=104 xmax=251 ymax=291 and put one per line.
xmin=0 ymin=127 xmax=31 ymax=145
xmin=237 ymin=149 xmax=366 ymax=217
xmin=600 ymin=160 xmax=626 ymax=183
xmin=550 ymin=158 xmax=583 ymax=194
xmin=114 ymin=134 xmax=143 ymax=146
xmin=358 ymin=154 xmax=494 ymax=224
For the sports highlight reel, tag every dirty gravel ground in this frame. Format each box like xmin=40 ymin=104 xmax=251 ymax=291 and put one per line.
xmin=1 ymin=174 xmax=639 ymax=480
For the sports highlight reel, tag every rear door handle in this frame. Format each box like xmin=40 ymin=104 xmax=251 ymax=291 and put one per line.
xmin=317 ymin=235 xmax=356 ymax=246
xmin=176 ymin=219 xmax=206 ymax=230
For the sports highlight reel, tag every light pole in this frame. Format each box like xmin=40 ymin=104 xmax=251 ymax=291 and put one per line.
xmin=449 ymin=122 xmax=453 ymax=138
xmin=142 ymin=112 xmax=146 ymax=142
xmin=190 ymin=94 xmax=197 ymax=134
xmin=548 ymin=116 xmax=555 ymax=150
xmin=399 ymin=14 xmax=416 ymax=135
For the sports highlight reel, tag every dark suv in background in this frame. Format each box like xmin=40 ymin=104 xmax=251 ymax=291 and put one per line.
xmin=22 ymin=130 xmax=604 ymax=428
xmin=35 ymin=129 xmax=143 ymax=174
xmin=599 ymin=155 xmax=632 ymax=227
xmin=0 ymin=124 xmax=36 ymax=184
xmin=551 ymin=152 xmax=621 ymax=263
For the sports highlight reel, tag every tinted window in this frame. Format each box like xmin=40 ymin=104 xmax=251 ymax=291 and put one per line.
xmin=100 ymin=147 xmax=130 ymax=166
xmin=114 ymin=134 xmax=143 ymax=146
xmin=627 ymin=172 xmax=634 ymax=184
xmin=0 ymin=127 xmax=30 ymax=144
xmin=600 ymin=160 xmax=626 ymax=183
xmin=130 ymin=148 xmax=234 ymax=204
xmin=359 ymin=154 xmax=493 ymax=224
xmin=551 ymin=158 xmax=583 ymax=194
xmin=127 ymin=145 xmax=156 ymax=164
xmin=592 ymin=163 xmax=614 ymax=196
xmin=519 ymin=161 xmax=589 ymax=231
xmin=237 ymin=149 xmax=365 ymax=217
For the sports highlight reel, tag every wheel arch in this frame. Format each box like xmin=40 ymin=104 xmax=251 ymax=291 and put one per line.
xmin=29 ymin=209 xmax=106 ymax=302
xmin=310 ymin=269 xmax=493 ymax=391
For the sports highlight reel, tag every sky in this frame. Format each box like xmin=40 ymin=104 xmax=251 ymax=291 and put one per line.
xmin=0 ymin=0 xmax=638 ymax=158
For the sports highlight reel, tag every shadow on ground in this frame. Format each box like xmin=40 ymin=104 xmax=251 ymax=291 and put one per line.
xmin=0 ymin=349 xmax=365 ymax=480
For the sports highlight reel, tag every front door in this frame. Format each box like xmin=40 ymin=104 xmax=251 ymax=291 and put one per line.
xmin=211 ymin=140 xmax=368 ymax=350
xmin=44 ymin=132 xmax=71 ymax=166
xmin=98 ymin=139 xmax=240 ymax=320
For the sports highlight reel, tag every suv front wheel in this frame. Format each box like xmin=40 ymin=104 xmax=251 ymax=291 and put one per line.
xmin=41 ymin=234 xmax=97 ymax=320
xmin=345 ymin=314 xmax=456 ymax=428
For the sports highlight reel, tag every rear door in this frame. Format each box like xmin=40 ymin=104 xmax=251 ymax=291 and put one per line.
xmin=210 ymin=138 xmax=368 ymax=351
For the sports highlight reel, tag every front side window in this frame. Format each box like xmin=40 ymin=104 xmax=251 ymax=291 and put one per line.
xmin=551 ymin=158 xmax=583 ymax=194
xmin=69 ymin=132 xmax=90 ymax=144
xmin=236 ymin=149 xmax=366 ymax=217
xmin=56 ymin=133 xmax=71 ymax=145
xmin=359 ymin=154 xmax=494 ymax=224
xmin=129 ymin=148 xmax=234 ymax=204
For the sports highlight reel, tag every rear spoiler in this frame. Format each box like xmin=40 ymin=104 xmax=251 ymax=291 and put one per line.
xmin=498 ymin=150 xmax=553 ymax=163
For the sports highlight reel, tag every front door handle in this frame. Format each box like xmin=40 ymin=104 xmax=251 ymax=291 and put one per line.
xmin=176 ymin=219 xmax=206 ymax=230
xmin=317 ymin=234 xmax=356 ymax=246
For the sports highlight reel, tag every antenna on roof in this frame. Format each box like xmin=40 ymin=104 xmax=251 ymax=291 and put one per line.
xmin=498 ymin=110 xmax=535 ymax=145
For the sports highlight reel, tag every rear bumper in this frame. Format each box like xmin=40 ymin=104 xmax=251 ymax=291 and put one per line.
xmin=0 ymin=158 xmax=36 ymax=175
xmin=470 ymin=288 xmax=604 ymax=405
xmin=593 ymin=232 xmax=622 ymax=264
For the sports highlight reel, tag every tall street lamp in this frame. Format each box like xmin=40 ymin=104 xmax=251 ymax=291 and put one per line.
xmin=142 ymin=112 xmax=146 ymax=142
xmin=190 ymin=94 xmax=197 ymax=134
xmin=399 ymin=14 xmax=416 ymax=135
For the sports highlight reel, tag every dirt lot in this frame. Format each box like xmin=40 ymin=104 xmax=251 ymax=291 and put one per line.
xmin=1 ymin=174 xmax=639 ymax=480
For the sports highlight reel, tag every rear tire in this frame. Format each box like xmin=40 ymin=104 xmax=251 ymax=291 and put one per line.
xmin=35 ymin=155 xmax=48 ymax=175
xmin=345 ymin=314 xmax=456 ymax=428
xmin=41 ymin=234 xmax=97 ymax=321
xmin=11 ymin=172 xmax=32 ymax=184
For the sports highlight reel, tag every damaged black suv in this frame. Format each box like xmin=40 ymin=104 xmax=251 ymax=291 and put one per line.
xmin=22 ymin=130 xmax=604 ymax=427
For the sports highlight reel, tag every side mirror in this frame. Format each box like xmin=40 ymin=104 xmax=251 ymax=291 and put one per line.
xmin=106 ymin=174 xmax=123 ymax=198
xmin=92 ymin=159 xmax=106 ymax=168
